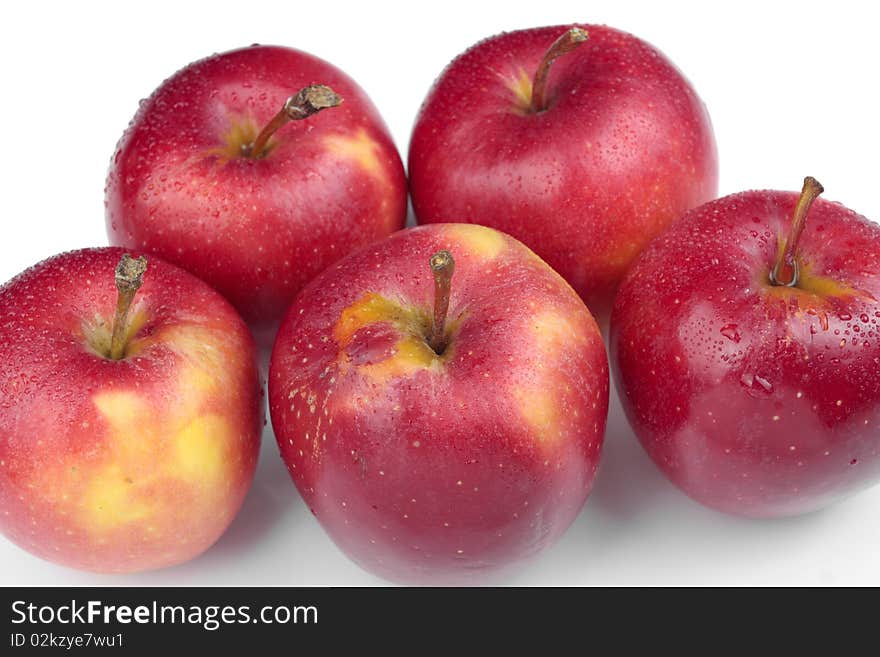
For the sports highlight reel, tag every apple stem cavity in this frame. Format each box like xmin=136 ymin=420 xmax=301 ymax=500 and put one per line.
xmin=770 ymin=176 xmax=825 ymax=287
xmin=109 ymin=254 xmax=148 ymax=360
xmin=245 ymin=85 xmax=342 ymax=159
xmin=529 ymin=27 xmax=589 ymax=113
xmin=428 ymin=250 xmax=455 ymax=354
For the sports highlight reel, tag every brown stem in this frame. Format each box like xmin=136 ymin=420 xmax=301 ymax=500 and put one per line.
xmin=245 ymin=85 xmax=342 ymax=158
xmin=770 ymin=176 xmax=824 ymax=287
xmin=428 ymin=250 xmax=455 ymax=354
xmin=109 ymin=254 xmax=147 ymax=360
xmin=530 ymin=27 xmax=589 ymax=113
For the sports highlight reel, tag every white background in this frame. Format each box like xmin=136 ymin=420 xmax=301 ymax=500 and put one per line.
xmin=1 ymin=0 xmax=879 ymax=586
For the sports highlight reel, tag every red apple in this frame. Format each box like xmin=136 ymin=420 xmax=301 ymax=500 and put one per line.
xmin=106 ymin=45 xmax=407 ymax=336
xmin=0 ymin=248 xmax=262 ymax=572
xmin=409 ymin=24 xmax=718 ymax=320
xmin=611 ymin=177 xmax=880 ymax=517
xmin=268 ymin=223 xmax=608 ymax=582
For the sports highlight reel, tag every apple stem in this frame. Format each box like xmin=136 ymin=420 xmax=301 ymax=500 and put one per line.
xmin=428 ymin=250 xmax=455 ymax=354
xmin=530 ymin=27 xmax=589 ymax=113
xmin=109 ymin=254 xmax=147 ymax=360
xmin=245 ymin=85 xmax=343 ymax=158
xmin=770 ymin=176 xmax=825 ymax=287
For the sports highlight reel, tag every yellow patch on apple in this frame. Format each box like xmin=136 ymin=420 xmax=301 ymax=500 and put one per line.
xmin=512 ymin=385 xmax=560 ymax=443
xmin=72 ymin=354 xmax=236 ymax=535
xmin=174 ymin=414 xmax=231 ymax=485
xmin=444 ymin=224 xmax=507 ymax=261
xmin=530 ymin=310 xmax=588 ymax=351
xmin=333 ymin=293 xmax=446 ymax=385
xmin=510 ymin=309 xmax=586 ymax=443
xmin=359 ymin=336 xmax=442 ymax=383
xmin=762 ymin=247 xmax=865 ymax=307
xmin=324 ymin=129 xmax=387 ymax=183
xmin=505 ymin=67 xmax=534 ymax=112
xmin=334 ymin=293 xmax=416 ymax=348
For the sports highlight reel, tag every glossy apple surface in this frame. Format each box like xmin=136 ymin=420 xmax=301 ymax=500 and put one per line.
xmin=611 ymin=189 xmax=880 ymax=517
xmin=106 ymin=44 xmax=407 ymax=332
xmin=409 ymin=24 xmax=718 ymax=320
xmin=269 ymin=224 xmax=608 ymax=582
xmin=0 ymin=248 xmax=262 ymax=572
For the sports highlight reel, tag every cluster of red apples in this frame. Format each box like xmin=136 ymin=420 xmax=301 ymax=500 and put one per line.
xmin=1 ymin=24 xmax=878 ymax=583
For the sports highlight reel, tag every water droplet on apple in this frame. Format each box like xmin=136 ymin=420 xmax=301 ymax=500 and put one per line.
xmin=755 ymin=375 xmax=773 ymax=392
xmin=740 ymin=372 xmax=772 ymax=394
xmin=720 ymin=324 xmax=741 ymax=342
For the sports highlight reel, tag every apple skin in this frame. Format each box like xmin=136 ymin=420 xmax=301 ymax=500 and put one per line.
xmin=409 ymin=24 xmax=718 ymax=320
xmin=106 ymin=44 xmax=407 ymax=332
xmin=0 ymin=247 xmax=262 ymax=572
xmin=268 ymin=224 xmax=608 ymax=582
xmin=611 ymin=191 xmax=880 ymax=517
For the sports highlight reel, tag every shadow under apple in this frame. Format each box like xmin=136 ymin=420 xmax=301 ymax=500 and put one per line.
xmin=194 ymin=425 xmax=301 ymax=561
xmin=503 ymin=380 xmax=846 ymax=584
